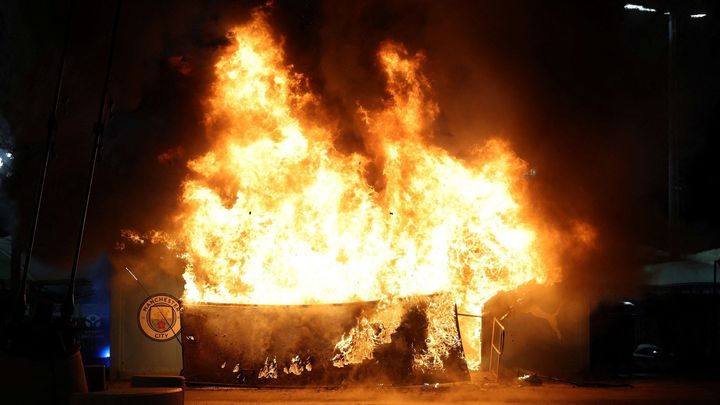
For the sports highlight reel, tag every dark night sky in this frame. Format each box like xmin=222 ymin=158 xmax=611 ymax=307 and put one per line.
xmin=0 ymin=0 xmax=718 ymax=293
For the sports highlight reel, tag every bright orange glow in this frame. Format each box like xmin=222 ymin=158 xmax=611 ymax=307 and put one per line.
xmin=128 ymin=10 xmax=571 ymax=371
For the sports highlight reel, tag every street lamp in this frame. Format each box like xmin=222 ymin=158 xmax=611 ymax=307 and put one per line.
xmin=623 ymin=3 xmax=708 ymax=248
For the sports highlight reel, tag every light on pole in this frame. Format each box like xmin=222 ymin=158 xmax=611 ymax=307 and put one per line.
xmin=624 ymin=4 xmax=656 ymax=13
xmin=623 ymin=3 xmax=708 ymax=247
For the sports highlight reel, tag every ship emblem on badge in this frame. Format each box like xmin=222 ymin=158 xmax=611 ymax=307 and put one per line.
xmin=138 ymin=294 xmax=181 ymax=341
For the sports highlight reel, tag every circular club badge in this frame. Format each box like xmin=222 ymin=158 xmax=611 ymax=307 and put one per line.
xmin=137 ymin=294 xmax=181 ymax=342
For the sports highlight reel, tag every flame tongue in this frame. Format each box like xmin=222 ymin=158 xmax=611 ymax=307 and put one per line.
xmin=153 ymin=10 xmax=556 ymax=370
xmin=179 ymin=12 xmax=546 ymax=307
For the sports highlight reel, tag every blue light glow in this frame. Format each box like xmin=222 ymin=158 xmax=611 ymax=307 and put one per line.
xmin=99 ymin=346 xmax=111 ymax=359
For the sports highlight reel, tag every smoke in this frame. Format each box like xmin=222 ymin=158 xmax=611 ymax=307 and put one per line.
xmin=310 ymin=0 xmax=649 ymax=298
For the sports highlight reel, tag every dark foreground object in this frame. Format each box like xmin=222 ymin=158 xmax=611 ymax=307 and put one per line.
xmin=132 ymin=375 xmax=186 ymax=389
xmin=85 ymin=365 xmax=108 ymax=392
xmin=71 ymin=387 xmax=183 ymax=405
xmin=0 ymin=347 xmax=88 ymax=403
xmin=181 ymin=295 xmax=469 ymax=386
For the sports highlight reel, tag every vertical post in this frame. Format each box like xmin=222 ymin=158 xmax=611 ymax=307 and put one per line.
xmin=62 ymin=0 xmax=122 ymax=323
xmin=489 ymin=318 xmax=496 ymax=378
xmin=452 ymin=303 xmax=466 ymax=361
xmin=14 ymin=0 xmax=74 ymax=321
xmin=714 ymin=260 xmax=718 ymax=359
xmin=667 ymin=12 xmax=679 ymax=251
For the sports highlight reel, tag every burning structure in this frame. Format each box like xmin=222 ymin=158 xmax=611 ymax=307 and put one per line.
xmin=118 ymin=9 xmax=586 ymax=385
xmin=181 ymin=295 xmax=469 ymax=386
xmin=4 ymin=1 xmax=720 ymax=402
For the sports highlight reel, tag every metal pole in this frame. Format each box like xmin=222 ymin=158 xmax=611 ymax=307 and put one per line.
xmin=62 ymin=0 xmax=122 ymax=322
xmin=14 ymin=0 xmax=74 ymax=321
xmin=667 ymin=12 xmax=678 ymax=251
xmin=714 ymin=259 xmax=718 ymax=359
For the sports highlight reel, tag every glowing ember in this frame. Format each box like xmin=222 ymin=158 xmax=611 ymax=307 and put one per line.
xmin=258 ymin=356 xmax=278 ymax=379
xmin=126 ymin=9 xmax=582 ymax=371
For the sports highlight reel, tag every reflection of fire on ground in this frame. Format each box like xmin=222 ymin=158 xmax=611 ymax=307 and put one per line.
xmin=122 ymin=7 xmax=593 ymax=382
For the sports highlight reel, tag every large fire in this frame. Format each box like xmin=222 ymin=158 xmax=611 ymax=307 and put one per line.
xmin=126 ymin=10 xmax=574 ymax=371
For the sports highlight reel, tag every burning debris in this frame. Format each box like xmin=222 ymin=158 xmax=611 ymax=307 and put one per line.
xmin=283 ymin=355 xmax=311 ymax=376
xmin=258 ymin=357 xmax=278 ymax=380
xmin=180 ymin=297 xmax=469 ymax=386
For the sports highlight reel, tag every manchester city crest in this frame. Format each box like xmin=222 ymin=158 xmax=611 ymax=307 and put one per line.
xmin=137 ymin=294 xmax=181 ymax=341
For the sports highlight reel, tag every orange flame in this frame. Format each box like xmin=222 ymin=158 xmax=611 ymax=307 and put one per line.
xmin=138 ymin=10 xmax=568 ymax=370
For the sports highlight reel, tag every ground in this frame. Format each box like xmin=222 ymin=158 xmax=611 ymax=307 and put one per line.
xmin=178 ymin=380 xmax=720 ymax=404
